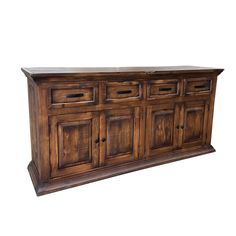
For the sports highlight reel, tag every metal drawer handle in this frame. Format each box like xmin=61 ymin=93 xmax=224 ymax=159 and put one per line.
xmin=194 ymin=84 xmax=208 ymax=89
xmin=117 ymin=90 xmax=132 ymax=94
xmin=66 ymin=93 xmax=84 ymax=98
xmin=159 ymin=87 xmax=172 ymax=92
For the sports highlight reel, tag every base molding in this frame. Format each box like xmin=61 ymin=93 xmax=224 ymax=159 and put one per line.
xmin=28 ymin=145 xmax=215 ymax=196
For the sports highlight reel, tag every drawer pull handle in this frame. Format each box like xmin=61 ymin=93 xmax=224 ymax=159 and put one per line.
xmin=194 ymin=84 xmax=208 ymax=89
xmin=159 ymin=87 xmax=172 ymax=92
xmin=117 ymin=90 xmax=132 ymax=94
xmin=66 ymin=93 xmax=84 ymax=98
xmin=176 ymin=125 xmax=184 ymax=129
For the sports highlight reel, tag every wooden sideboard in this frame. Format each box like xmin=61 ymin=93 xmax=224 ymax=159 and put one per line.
xmin=22 ymin=66 xmax=223 ymax=196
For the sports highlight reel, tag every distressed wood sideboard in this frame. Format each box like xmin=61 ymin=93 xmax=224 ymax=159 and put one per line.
xmin=22 ymin=66 xmax=223 ymax=196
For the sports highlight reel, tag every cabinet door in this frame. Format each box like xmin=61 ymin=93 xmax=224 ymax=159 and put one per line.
xmin=99 ymin=108 xmax=140 ymax=166
xmin=50 ymin=112 xmax=99 ymax=178
xmin=180 ymin=100 xmax=209 ymax=148
xmin=146 ymin=103 xmax=179 ymax=157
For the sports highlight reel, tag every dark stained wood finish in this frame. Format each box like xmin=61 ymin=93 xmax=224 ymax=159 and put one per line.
xmin=52 ymin=87 xmax=94 ymax=104
xmin=180 ymin=101 xmax=209 ymax=148
xmin=184 ymin=77 xmax=212 ymax=96
xmin=103 ymin=81 xmax=142 ymax=103
xmin=22 ymin=66 xmax=223 ymax=79
xmin=146 ymin=103 xmax=179 ymax=157
xmin=28 ymin=145 xmax=216 ymax=196
xmin=22 ymin=66 xmax=223 ymax=196
xmin=27 ymin=79 xmax=39 ymax=171
xmin=100 ymin=108 xmax=140 ymax=166
xmin=50 ymin=112 xmax=99 ymax=178
xmin=147 ymin=79 xmax=180 ymax=99
xmin=48 ymin=82 xmax=99 ymax=108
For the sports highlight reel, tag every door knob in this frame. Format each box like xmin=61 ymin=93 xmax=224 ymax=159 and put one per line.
xmin=95 ymin=138 xmax=100 ymax=144
xmin=102 ymin=138 xmax=106 ymax=142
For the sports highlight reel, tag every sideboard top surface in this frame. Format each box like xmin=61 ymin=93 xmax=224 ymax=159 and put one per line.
xmin=22 ymin=66 xmax=224 ymax=79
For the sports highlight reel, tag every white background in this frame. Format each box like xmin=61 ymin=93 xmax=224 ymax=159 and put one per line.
xmin=0 ymin=0 xmax=235 ymax=235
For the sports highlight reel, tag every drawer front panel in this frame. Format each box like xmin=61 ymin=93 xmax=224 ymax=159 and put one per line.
xmin=52 ymin=88 xmax=94 ymax=104
xmin=147 ymin=79 xmax=180 ymax=99
xmin=104 ymin=81 xmax=142 ymax=103
xmin=50 ymin=82 xmax=98 ymax=108
xmin=184 ymin=78 xmax=212 ymax=95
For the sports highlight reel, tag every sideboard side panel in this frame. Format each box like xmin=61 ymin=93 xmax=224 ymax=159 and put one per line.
xmin=28 ymin=78 xmax=50 ymax=181
xmin=27 ymin=78 xmax=40 ymax=175
xmin=37 ymin=86 xmax=50 ymax=181
xmin=206 ymin=77 xmax=218 ymax=145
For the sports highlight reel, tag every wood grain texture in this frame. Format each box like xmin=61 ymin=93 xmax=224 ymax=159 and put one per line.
xmin=147 ymin=79 xmax=180 ymax=99
xmin=52 ymin=87 xmax=94 ymax=104
xmin=49 ymin=112 xmax=99 ymax=178
xmin=100 ymin=108 xmax=139 ymax=166
xmin=28 ymin=80 xmax=50 ymax=181
xmin=146 ymin=103 xmax=179 ymax=157
xmin=22 ymin=66 xmax=224 ymax=79
xmin=181 ymin=100 xmax=208 ymax=148
xmin=104 ymin=81 xmax=142 ymax=103
xmin=23 ymin=66 xmax=223 ymax=195
xmin=48 ymin=82 xmax=99 ymax=109
xmin=27 ymin=79 xmax=39 ymax=170
xmin=28 ymin=145 xmax=216 ymax=196
xmin=184 ymin=77 xmax=212 ymax=95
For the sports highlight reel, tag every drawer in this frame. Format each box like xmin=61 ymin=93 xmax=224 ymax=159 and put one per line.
xmin=147 ymin=79 xmax=180 ymax=99
xmin=184 ymin=78 xmax=212 ymax=95
xmin=104 ymin=81 xmax=142 ymax=102
xmin=50 ymin=83 xmax=98 ymax=108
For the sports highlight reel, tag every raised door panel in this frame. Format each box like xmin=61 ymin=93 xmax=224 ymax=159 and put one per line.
xmin=50 ymin=112 xmax=99 ymax=178
xmin=146 ymin=103 xmax=179 ymax=158
xmin=181 ymin=101 xmax=209 ymax=148
xmin=100 ymin=108 xmax=140 ymax=166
